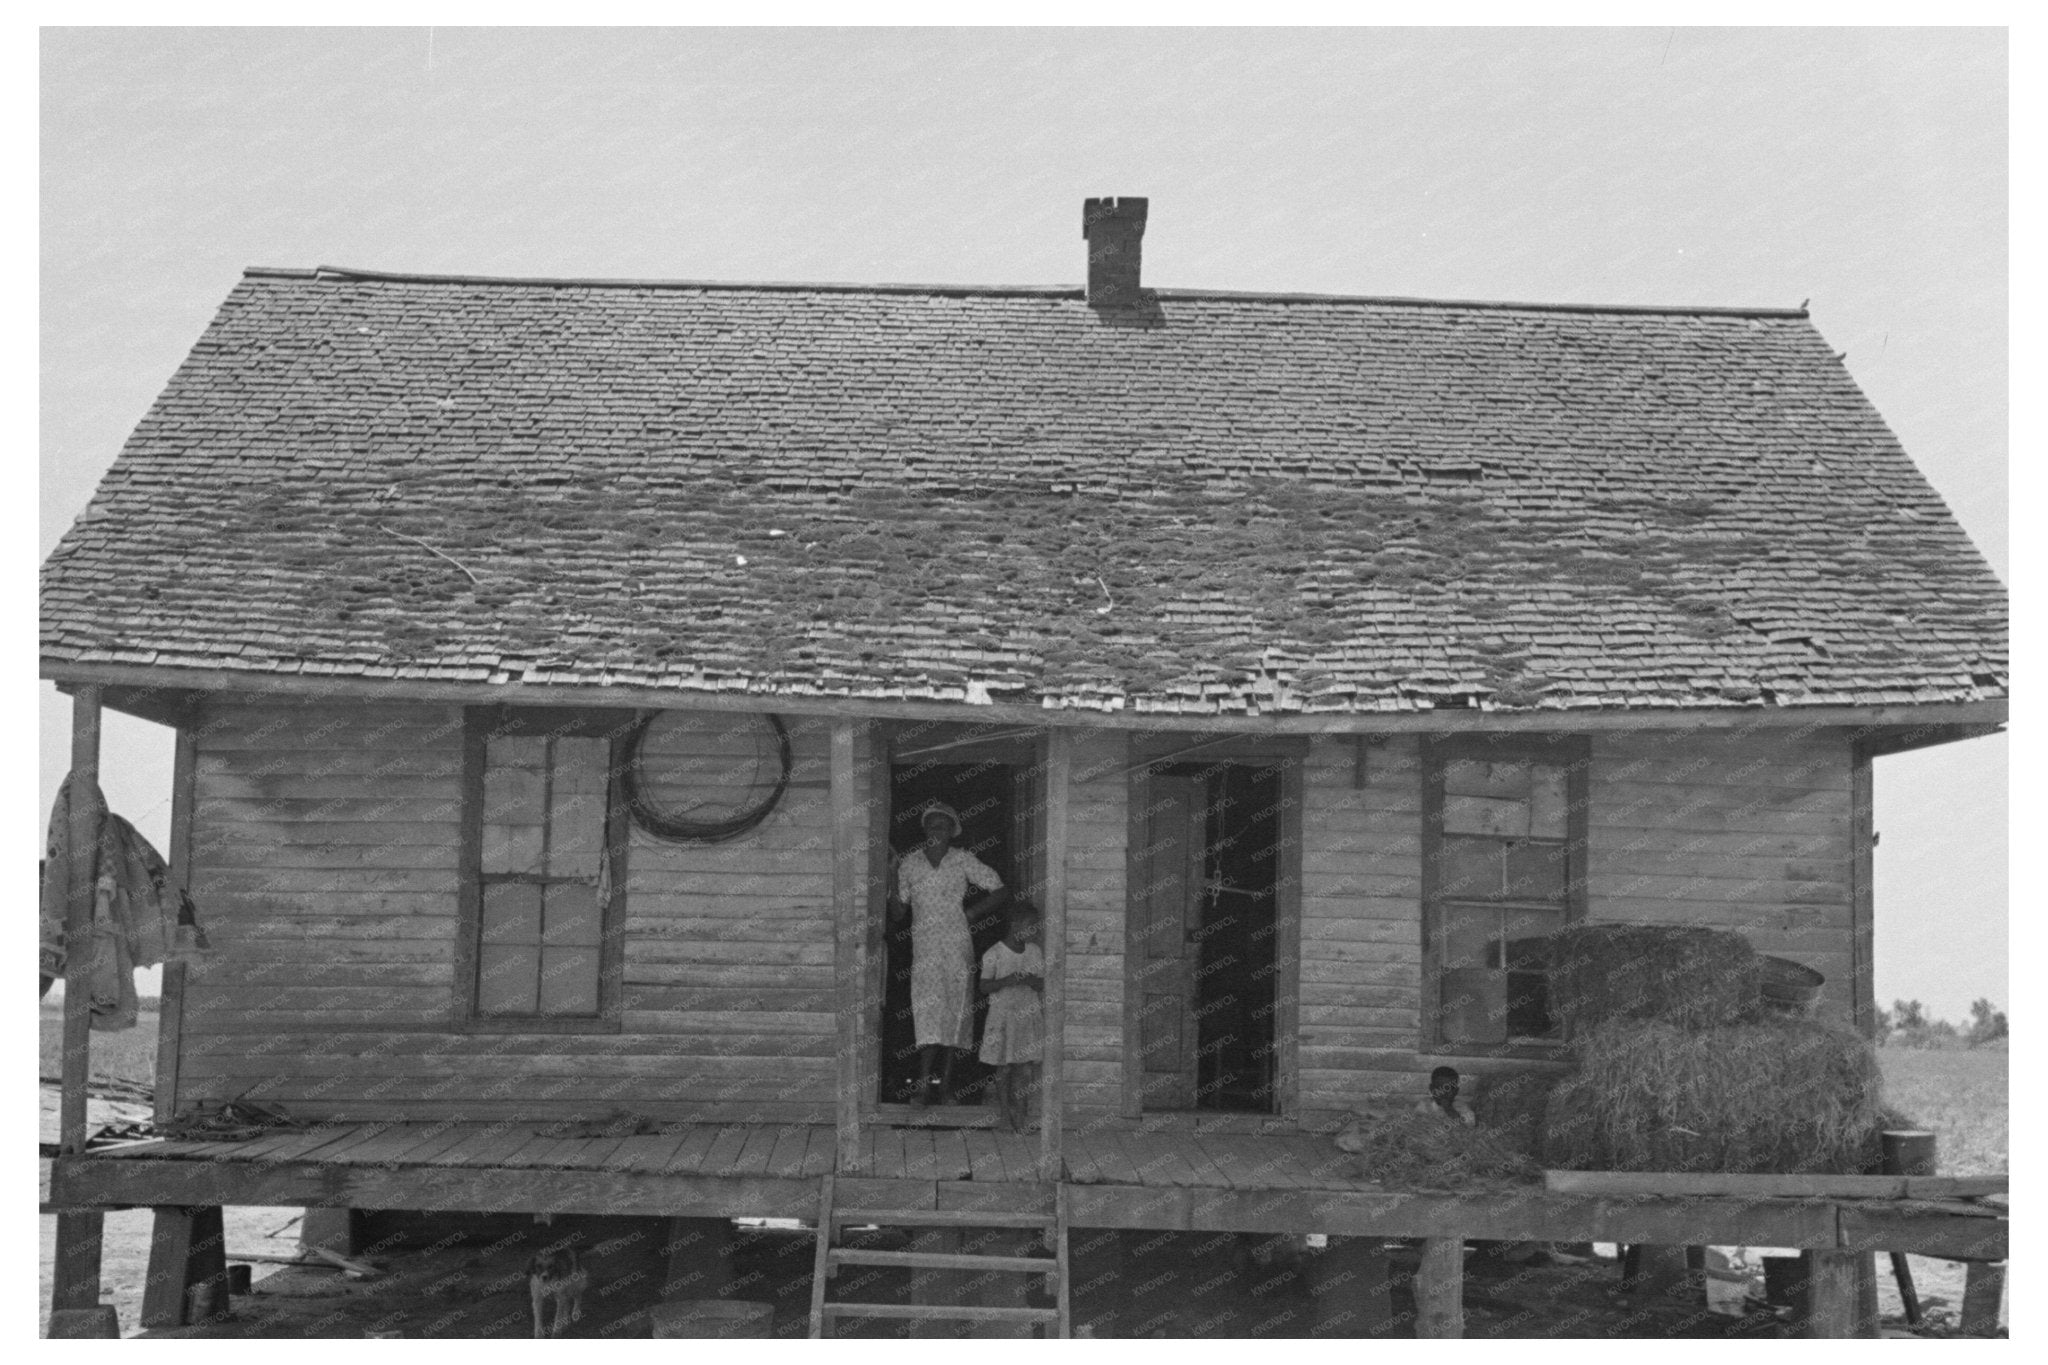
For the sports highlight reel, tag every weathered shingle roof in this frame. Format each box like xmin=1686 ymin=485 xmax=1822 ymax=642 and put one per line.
xmin=40 ymin=267 xmax=2008 ymax=715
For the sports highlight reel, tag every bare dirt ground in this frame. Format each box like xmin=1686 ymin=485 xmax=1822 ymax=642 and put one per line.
xmin=39 ymin=1010 xmax=2006 ymax=1337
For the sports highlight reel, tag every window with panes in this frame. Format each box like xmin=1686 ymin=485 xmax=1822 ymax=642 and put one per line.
xmin=1422 ymin=735 xmax=1587 ymax=1050
xmin=459 ymin=709 xmax=630 ymax=1029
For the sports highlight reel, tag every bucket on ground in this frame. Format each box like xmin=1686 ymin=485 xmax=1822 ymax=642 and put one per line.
xmin=1881 ymin=1130 xmax=1938 ymax=1176
xmin=647 ymin=1298 xmax=775 ymax=1338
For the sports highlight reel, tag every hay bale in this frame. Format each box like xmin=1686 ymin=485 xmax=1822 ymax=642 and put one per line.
xmin=1542 ymin=1018 xmax=1886 ymax=1174
xmin=1542 ymin=923 xmax=1761 ymax=1032
xmin=1472 ymin=1072 xmax=1559 ymax=1159
xmin=1334 ymin=1108 xmax=1539 ymax=1189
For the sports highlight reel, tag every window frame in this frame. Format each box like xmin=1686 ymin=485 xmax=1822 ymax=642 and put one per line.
xmin=452 ymin=705 xmax=633 ymax=1034
xmin=1419 ymin=731 xmax=1590 ymax=1059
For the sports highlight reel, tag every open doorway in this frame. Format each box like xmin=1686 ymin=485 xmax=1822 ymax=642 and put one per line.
xmin=1133 ymin=761 xmax=1282 ymax=1114
xmin=877 ymin=755 xmax=1026 ymax=1110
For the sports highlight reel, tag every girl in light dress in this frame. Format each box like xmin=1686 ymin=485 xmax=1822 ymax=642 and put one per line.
xmin=978 ymin=901 xmax=1045 ymax=1132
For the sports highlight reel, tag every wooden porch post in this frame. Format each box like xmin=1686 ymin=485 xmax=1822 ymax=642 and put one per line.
xmin=59 ymin=686 xmax=103 ymax=1154
xmin=1039 ymin=729 xmax=1071 ymax=1183
xmin=1850 ymin=739 xmax=1877 ymax=1036
xmin=51 ymin=685 xmax=106 ymax=1328
xmin=153 ymin=722 xmax=198 ymax=1124
xmin=831 ymin=720 xmax=865 ymax=1171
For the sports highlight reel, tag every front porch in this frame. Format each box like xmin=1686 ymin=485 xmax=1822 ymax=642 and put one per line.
xmin=52 ymin=1118 xmax=2007 ymax=1339
xmin=57 ymin=1120 xmax=1395 ymax=1222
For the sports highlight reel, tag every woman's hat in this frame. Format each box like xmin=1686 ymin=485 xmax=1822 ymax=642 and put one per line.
xmin=919 ymin=802 xmax=963 ymax=837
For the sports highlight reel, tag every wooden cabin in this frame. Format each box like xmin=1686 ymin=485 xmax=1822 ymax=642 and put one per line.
xmin=42 ymin=199 xmax=2007 ymax=1337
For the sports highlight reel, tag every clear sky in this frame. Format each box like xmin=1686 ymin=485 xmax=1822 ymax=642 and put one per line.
xmin=36 ymin=26 xmax=2006 ymax=1019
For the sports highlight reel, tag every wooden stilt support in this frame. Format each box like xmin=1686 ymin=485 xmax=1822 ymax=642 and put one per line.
xmin=1961 ymin=1261 xmax=2005 ymax=1337
xmin=1854 ymin=1251 xmax=1880 ymax=1337
xmin=1800 ymin=1250 xmax=1859 ymax=1338
xmin=1889 ymin=1252 xmax=1922 ymax=1326
xmin=143 ymin=1206 xmax=228 ymax=1328
xmin=298 ymin=1206 xmax=364 ymax=1256
xmin=50 ymin=1211 xmax=105 ymax=1312
xmin=299 ymin=1206 xmax=367 ymax=1256
xmin=45 ymin=1305 xmax=119 ymax=1339
xmin=1415 ymin=1236 xmax=1463 ymax=1338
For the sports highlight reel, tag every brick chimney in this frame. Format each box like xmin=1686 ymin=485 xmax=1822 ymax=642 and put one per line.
xmin=1083 ymin=197 xmax=1148 ymax=306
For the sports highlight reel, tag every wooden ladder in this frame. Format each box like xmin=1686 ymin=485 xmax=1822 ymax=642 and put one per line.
xmin=806 ymin=1173 xmax=1071 ymax=1338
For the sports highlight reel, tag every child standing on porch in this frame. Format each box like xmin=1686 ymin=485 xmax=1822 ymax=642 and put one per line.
xmin=978 ymin=902 xmax=1045 ymax=1133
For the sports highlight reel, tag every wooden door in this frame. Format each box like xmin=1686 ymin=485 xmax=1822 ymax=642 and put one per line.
xmin=1135 ymin=774 xmax=1205 ymax=1110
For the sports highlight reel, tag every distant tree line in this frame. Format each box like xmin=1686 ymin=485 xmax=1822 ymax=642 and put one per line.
xmin=1876 ymin=997 xmax=2007 ymax=1049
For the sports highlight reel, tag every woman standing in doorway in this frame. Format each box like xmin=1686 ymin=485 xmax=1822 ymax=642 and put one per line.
xmin=891 ymin=802 xmax=1007 ymax=1106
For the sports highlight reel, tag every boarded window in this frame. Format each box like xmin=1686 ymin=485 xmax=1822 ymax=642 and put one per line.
xmin=468 ymin=722 xmax=622 ymax=1024
xmin=1426 ymin=741 xmax=1584 ymax=1049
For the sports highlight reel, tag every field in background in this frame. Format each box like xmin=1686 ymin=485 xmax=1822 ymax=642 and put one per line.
xmin=1876 ymin=1045 xmax=2008 ymax=1175
xmin=38 ymin=1002 xmax=159 ymax=1086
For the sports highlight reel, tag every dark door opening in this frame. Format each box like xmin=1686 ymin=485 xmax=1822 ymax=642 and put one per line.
xmin=878 ymin=760 xmax=1019 ymax=1108
xmin=1135 ymin=762 xmax=1281 ymax=1113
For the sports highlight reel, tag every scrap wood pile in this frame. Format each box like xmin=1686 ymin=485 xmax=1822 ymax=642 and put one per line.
xmin=1518 ymin=925 xmax=1899 ymax=1175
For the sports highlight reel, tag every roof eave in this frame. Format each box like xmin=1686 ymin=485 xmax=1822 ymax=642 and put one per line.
xmin=42 ymin=658 xmax=2009 ymax=738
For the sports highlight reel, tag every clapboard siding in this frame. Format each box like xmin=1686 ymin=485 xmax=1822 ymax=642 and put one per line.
xmin=1295 ymin=735 xmax=1424 ymax=1111
xmin=178 ymin=700 xmax=840 ymax=1121
xmin=1060 ymin=731 xmax=1127 ymax=1120
xmin=1588 ymin=730 xmax=1855 ymax=1025
xmin=1300 ymin=729 xmax=1858 ymax=1107
xmin=176 ymin=696 xmax=1861 ymax=1130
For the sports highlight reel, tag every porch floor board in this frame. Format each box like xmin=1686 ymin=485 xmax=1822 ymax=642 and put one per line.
xmin=801 ymin=1125 xmax=836 ymax=1178
xmin=662 ymin=1124 xmax=721 ymax=1174
xmin=602 ymin=1131 xmax=685 ymax=1175
xmin=95 ymin=1120 xmax=1394 ymax=1190
xmin=994 ymin=1130 xmax=1036 ymax=1178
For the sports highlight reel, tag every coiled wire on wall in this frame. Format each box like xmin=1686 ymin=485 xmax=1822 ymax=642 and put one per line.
xmin=622 ymin=711 xmax=792 ymax=844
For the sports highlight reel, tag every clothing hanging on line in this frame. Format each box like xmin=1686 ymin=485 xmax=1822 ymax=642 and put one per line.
xmin=40 ymin=772 xmax=210 ymax=1030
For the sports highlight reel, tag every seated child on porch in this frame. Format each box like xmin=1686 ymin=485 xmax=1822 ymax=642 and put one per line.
xmin=1414 ymin=1065 xmax=1478 ymax=1127
xmin=978 ymin=901 xmax=1045 ymax=1132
